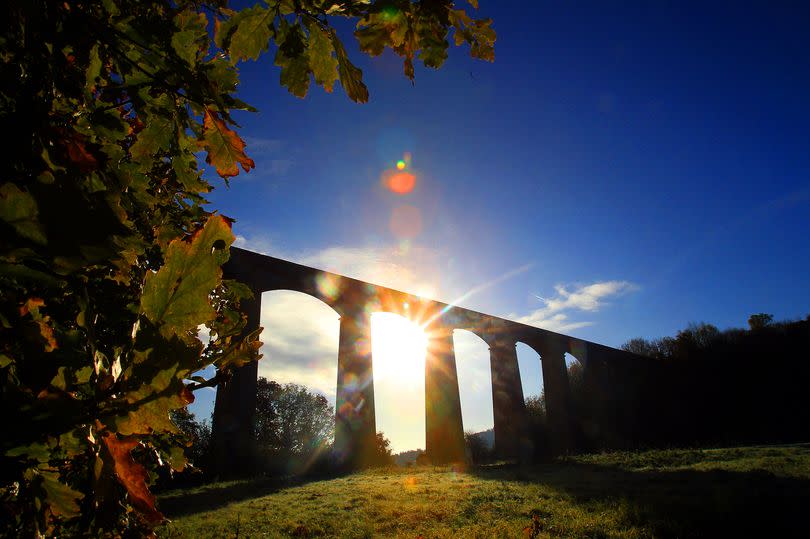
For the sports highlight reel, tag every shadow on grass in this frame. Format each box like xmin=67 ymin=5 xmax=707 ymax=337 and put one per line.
xmin=469 ymin=460 xmax=810 ymax=538
xmin=159 ymin=472 xmax=340 ymax=518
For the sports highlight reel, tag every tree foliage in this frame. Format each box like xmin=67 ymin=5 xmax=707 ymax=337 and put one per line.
xmin=748 ymin=313 xmax=774 ymax=331
xmin=255 ymin=378 xmax=334 ymax=472
xmin=0 ymin=0 xmax=494 ymax=535
xmin=569 ymin=315 xmax=810 ymax=451
xmin=371 ymin=431 xmax=395 ymax=466
xmin=169 ymin=408 xmax=211 ymax=470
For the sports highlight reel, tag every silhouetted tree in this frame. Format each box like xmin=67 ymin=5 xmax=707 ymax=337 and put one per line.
xmin=596 ymin=314 xmax=810 ymax=451
xmin=622 ymin=337 xmax=658 ymax=357
xmin=748 ymin=313 xmax=774 ymax=330
xmin=169 ymin=408 xmax=211 ymax=469
xmin=525 ymin=395 xmax=552 ymax=460
xmin=371 ymin=431 xmax=395 ymax=466
xmin=464 ymin=430 xmax=492 ymax=464
xmin=254 ymin=377 xmax=334 ymax=474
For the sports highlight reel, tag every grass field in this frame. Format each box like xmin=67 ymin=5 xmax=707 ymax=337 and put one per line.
xmin=158 ymin=444 xmax=810 ymax=538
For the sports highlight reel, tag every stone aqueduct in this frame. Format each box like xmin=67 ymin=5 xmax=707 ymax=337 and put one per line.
xmin=211 ymin=248 xmax=640 ymax=472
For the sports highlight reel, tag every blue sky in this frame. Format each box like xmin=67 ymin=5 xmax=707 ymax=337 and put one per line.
xmin=192 ymin=1 xmax=810 ymax=451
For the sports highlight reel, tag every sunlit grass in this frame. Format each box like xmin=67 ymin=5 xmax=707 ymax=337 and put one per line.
xmin=158 ymin=444 xmax=810 ymax=538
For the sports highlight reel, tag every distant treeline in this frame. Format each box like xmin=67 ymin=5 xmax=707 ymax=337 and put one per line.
xmin=564 ymin=313 xmax=810 ymax=452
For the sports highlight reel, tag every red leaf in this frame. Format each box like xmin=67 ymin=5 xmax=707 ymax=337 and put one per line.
xmin=65 ymin=135 xmax=98 ymax=172
xmin=19 ymin=297 xmax=45 ymax=317
xmin=101 ymin=433 xmax=165 ymax=525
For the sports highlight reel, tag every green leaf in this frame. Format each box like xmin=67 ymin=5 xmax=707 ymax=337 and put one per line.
xmin=0 ymin=354 xmax=12 ymax=368
xmin=205 ymin=57 xmax=239 ymax=94
xmin=58 ymin=429 xmax=86 ymax=457
xmin=85 ymin=44 xmax=102 ymax=93
xmin=0 ymin=183 xmax=47 ymax=244
xmin=130 ymin=98 xmax=176 ymax=163
xmin=275 ymin=22 xmax=310 ymax=98
xmin=172 ymin=10 xmax=208 ymax=65
xmin=217 ymin=5 xmax=274 ymax=62
xmin=331 ymin=30 xmax=369 ymax=103
xmin=306 ymin=21 xmax=339 ymax=93
xmin=415 ymin=16 xmax=449 ymax=69
xmin=164 ymin=445 xmax=188 ymax=472
xmin=40 ymin=470 xmax=83 ymax=518
xmin=6 ymin=442 xmax=51 ymax=462
xmin=449 ymin=9 xmax=495 ymax=62
xmin=140 ymin=215 xmax=235 ymax=337
xmin=355 ymin=19 xmax=390 ymax=57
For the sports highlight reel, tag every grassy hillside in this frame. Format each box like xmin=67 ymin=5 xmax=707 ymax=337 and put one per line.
xmin=158 ymin=444 xmax=810 ymax=538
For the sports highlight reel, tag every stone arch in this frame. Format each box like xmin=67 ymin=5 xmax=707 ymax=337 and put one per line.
xmin=453 ymin=329 xmax=494 ymax=440
xmin=369 ymin=311 xmax=428 ymax=453
xmin=258 ymin=290 xmax=341 ymax=404
xmin=515 ymin=341 xmax=543 ymax=400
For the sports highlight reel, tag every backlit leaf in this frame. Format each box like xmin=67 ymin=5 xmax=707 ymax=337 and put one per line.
xmin=101 ymin=433 xmax=164 ymax=525
xmin=141 ymin=215 xmax=235 ymax=336
xmin=202 ymin=108 xmax=255 ymax=178
xmin=215 ymin=327 xmax=264 ymax=370
xmin=306 ymin=21 xmax=339 ymax=93
xmin=331 ymin=30 xmax=369 ymax=103
xmin=216 ymin=5 xmax=274 ymax=62
xmin=275 ymin=22 xmax=310 ymax=98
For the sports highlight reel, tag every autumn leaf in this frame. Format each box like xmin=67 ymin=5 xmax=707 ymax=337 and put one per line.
xmin=63 ymin=133 xmax=98 ymax=172
xmin=101 ymin=433 xmax=164 ymax=525
xmin=141 ymin=215 xmax=235 ymax=337
xmin=215 ymin=326 xmax=264 ymax=370
xmin=202 ymin=109 xmax=255 ymax=178
xmin=19 ymin=297 xmax=58 ymax=352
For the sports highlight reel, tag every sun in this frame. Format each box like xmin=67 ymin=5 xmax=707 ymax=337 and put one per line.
xmin=371 ymin=312 xmax=428 ymax=387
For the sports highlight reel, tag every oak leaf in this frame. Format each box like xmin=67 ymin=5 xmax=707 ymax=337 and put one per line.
xmin=101 ymin=433 xmax=164 ymax=525
xmin=306 ymin=21 xmax=339 ymax=93
xmin=141 ymin=215 xmax=234 ymax=337
xmin=216 ymin=4 xmax=274 ymax=62
xmin=202 ymin=109 xmax=255 ymax=178
xmin=331 ymin=30 xmax=369 ymax=103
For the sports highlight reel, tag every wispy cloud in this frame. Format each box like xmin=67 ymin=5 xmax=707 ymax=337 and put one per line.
xmin=514 ymin=280 xmax=638 ymax=333
xmin=239 ymin=137 xmax=295 ymax=180
xmin=243 ymin=136 xmax=284 ymax=154
xmin=257 ymin=290 xmax=340 ymax=403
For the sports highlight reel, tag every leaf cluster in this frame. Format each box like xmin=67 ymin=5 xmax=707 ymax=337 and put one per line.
xmin=0 ymin=0 xmax=494 ymax=535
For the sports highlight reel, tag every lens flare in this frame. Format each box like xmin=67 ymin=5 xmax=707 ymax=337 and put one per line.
xmin=387 ymin=172 xmax=416 ymax=194
xmin=315 ymin=273 xmax=341 ymax=300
